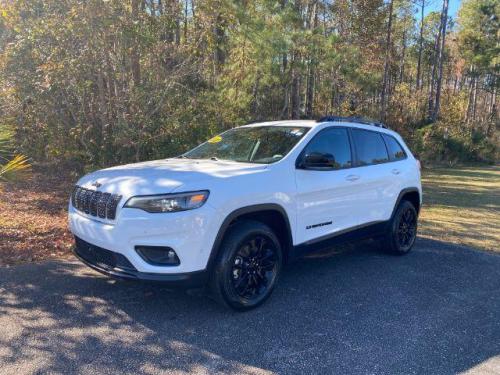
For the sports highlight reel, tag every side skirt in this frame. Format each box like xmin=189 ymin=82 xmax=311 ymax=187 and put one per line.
xmin=290 ymin=221 xmax=389 ymax=260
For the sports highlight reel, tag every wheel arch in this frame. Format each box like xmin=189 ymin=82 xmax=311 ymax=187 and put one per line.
xmin=206 ymin=204 xmax=294 ymax=272
xmin=391 ymin=188 xmax=421 ymax=218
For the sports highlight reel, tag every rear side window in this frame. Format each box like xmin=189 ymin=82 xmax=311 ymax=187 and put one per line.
xmin=383 ymin=134 xmax=407 ymax=161
xmin=302 ymin=128 xmax=352 ymax=169
xmin=351 ymin=129 xmax=389 ymax=166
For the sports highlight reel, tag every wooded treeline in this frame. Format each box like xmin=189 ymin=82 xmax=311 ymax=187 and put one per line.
xmin=0 ymin=0 xmax=498 ymax=169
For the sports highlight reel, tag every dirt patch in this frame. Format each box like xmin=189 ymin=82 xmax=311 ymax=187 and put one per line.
xmin=0 ymin=169 xmax=75 ymax=266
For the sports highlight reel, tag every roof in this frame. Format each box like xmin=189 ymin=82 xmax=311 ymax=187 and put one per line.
xmin=241 ymin=120 xmax=317 ymax=128
xmin=241 ymin=118 xmax=390 ymax=130
xmin=316 ymin=116 xmax=388 ymax=129
xmin=240 ymin=118 xmax=401 ymax=139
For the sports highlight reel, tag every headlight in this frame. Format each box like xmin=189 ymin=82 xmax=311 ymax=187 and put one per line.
xmin=124 ymin=191 xmax=209 ymax=213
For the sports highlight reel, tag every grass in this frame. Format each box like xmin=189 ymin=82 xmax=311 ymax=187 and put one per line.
xmin=420 ymin=165 xmax=500 ymax=252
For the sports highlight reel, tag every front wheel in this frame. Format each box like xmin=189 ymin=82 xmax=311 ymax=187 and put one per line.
xmin=384 ymin=200 xmax=418 ymax=255
xmin=210 ymin=220 xmax=283 ymax=311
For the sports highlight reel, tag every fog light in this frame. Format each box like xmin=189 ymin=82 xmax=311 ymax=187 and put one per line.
xmin=135 ymin=246 xmax=180 ymax=266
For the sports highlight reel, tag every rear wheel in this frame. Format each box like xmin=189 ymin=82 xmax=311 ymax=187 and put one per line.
xmin=210 ymin=220 xmax=283 ymax=311
xmin=384 ymin=200 xmax=418 ymax=255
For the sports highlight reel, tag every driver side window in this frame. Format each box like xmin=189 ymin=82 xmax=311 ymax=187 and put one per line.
xmin=302 ymin=128 xmax=352 ymax=170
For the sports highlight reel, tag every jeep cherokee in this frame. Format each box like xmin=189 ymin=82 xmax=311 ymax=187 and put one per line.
xmin=69 ymin=116 xmax=422 ymax=310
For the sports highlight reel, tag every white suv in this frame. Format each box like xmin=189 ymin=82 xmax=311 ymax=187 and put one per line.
xmin=69 ymin=117 xmax=422 ymax=310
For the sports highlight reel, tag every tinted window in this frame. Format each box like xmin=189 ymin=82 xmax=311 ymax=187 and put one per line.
xmin=383 ymin=134 xmax=406 ymax=161
xmin=351 ymin=129 xmax=389 ymax=165
xmin=302 ymin=128 xmax=352 ymax=169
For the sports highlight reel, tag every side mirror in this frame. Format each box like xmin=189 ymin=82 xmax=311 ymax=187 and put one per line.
xmin=300 ymin=152 xmax=337 ymax=170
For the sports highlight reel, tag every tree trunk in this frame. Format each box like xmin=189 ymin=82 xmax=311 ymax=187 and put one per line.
xmin=290 ymin=0 xmax=302 ymax=119
xmin=465 ymin=66 xmax=475 ymax=123
xmin=291 ymin=58 xmax=301 ymax=119
xmin=416 ymin=0 xmax=425 ymax=90
xmin=175 ymin=0 xmax=181 ymax=45
xmin=399 ymin=28 xmax=407 ymax=84
xmin=431 ymin=0 xmax=449 ymax=121
xmin=305 ymin=62 xmax=315 ymax=118
xmin=184 ymin=0 xmax=189 ymax=41
xmin=281 ymin=0 xmax=289 ymax=119
xmin=427 ymin=27 xmax=441 ymax=120
xmin=131 ymin=0 xmax=141 ymax=86
xmin=380 ymin=0 xmax=394 ymax=121
xmin=305 ymin=1 xmax=318 ymax=118
xmin=252 ymin=74 xmax=261 ymax=120
xmin=472 ymin=76 xmax=478 ymax=122
xmin=490 ymin=89 xmax=497 ymax=120
xmin=213 ymin=14 xmax=226 ymax=74
xmin=487 ymin=80 xmax=497 ymax=135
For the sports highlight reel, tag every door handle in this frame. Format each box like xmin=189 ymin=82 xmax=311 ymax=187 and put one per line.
xmin=346 ymin=174 xmax=360 ymax=182
xmin=392 ymin=169 xmax=401 ymax=175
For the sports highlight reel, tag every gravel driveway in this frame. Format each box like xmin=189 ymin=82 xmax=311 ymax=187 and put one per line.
xmin=1 ymin=238 xmax=499 ymax=375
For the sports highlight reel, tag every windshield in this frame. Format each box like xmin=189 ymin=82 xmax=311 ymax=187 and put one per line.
xmin=182 ymin=126 xmax=309 ymax=164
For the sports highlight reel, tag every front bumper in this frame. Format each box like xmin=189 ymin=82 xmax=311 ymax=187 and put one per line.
xmin=73 ymin=236 xmax=208 ymax=287
xmin=68 ymin=203 xmax=222 ymax=274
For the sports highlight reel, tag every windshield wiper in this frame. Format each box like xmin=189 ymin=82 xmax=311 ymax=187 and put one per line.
xmin=210 ymin=156 xmax=219 ymax=161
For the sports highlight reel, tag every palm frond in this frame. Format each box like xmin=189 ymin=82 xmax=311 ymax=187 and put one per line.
xmin=0 ymin=154 xmax=31 ymax=180
xmin=0 ymin=126 xmax=15 ymax=159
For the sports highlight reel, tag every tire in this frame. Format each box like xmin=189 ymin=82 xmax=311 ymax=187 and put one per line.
xmin=384 ymin=200 xmax=418 ymax=255
xmin=209 ymin=219 xmax=283 ymax=311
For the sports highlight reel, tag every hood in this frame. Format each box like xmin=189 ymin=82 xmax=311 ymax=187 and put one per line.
xmin=77 ymin=158 xmax=268 ymax=198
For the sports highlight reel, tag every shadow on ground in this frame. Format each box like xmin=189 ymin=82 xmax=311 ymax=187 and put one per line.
xmin=1 ymin=238 xmax=499 ymax=374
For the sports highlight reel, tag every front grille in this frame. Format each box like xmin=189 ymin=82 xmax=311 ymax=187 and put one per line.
xmin=74 ymin=236 xmax=136 ymax=272
xmin=72 ymin=186 xmax=122 ymax=220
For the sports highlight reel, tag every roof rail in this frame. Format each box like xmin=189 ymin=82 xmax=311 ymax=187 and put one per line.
xmin=316 ymin=116 xmax=388 ymax=129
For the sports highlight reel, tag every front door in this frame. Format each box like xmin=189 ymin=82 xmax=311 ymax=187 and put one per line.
xmin=295 ymin=127 xmax=364 ymax=244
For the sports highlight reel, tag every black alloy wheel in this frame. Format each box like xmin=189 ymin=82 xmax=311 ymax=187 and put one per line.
xmin=210 ymin=220 xmax=283 ymax=310
xmin=385 ymin=200 xmax=418 ymax=254
xmin=397 ymin=205 xmax=417 ymax=250
xmin=231 ymin=236 xmax=279 ymax=299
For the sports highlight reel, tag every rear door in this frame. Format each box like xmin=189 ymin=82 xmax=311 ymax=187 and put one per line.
xmin=382 ymin=133 xmax=414 ymax=213
xmin=350 ymin=128 xmax=400 ymax=224
xmin=295 ymin=127 xmax=365 ymax=244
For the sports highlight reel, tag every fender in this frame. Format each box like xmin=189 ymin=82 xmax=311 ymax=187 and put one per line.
xmin=206 ymin=204 xmax=293 ymax=272
xmin=390 ymin=187 xmax=421 ymax=218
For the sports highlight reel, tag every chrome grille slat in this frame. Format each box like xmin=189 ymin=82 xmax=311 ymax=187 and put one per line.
xmin=106 ymin=194 xmax=121 ymax=220
xmin=76 ymin=188 xmax=85 ymax=210
xmin=71 ymin=185 xmax=121 ymax=220
xmin=71 ymin=186 xmax=78 ymax=206
xmin=83 ymin=189 xmax=91 ymax=214
xmin=97 ymin=193 xmax=111 ymax=218
xmin=90 ymin=191 xmax=102 ymax=216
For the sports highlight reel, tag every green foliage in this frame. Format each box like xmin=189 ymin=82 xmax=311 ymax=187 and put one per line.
xmin=458 ymin=0 xmax=499 ymax=71
xmin=0 ymin=0 xmax=497 ymax=170
xmin=414 ymin=122 xmax=498 ymax=165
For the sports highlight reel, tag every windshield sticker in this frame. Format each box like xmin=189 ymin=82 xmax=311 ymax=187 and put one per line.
xmin=207 ymin=135 xmax=222 ymax=144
